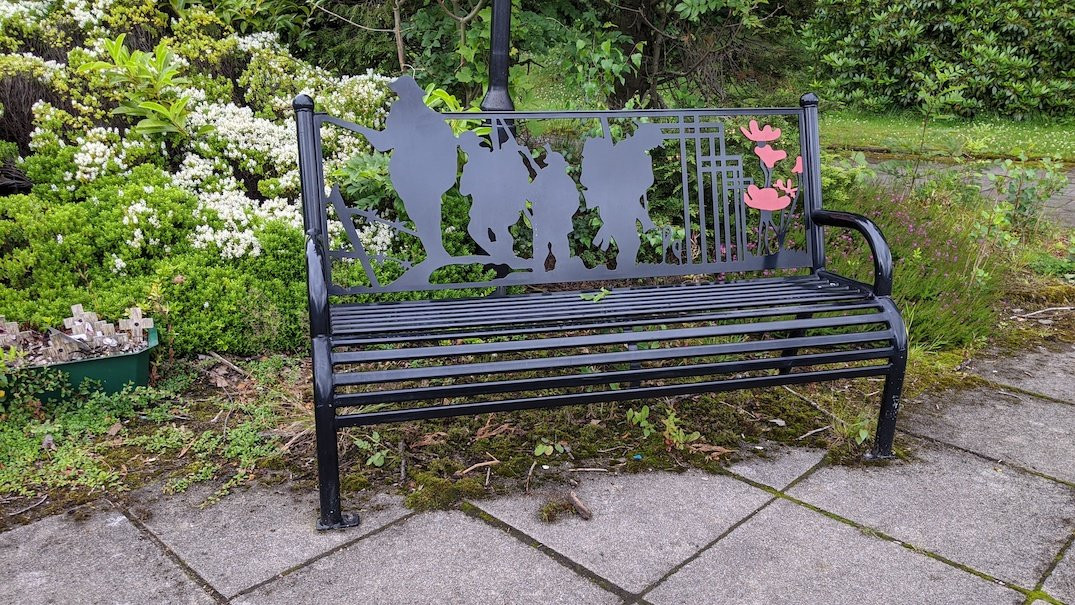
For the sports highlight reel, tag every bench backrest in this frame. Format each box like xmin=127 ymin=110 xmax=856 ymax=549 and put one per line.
xmin=295 ymin=78 xmax=825 ymax=296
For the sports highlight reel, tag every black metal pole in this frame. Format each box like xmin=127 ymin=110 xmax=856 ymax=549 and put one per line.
xmin=481 ymin=0 xmax=514 ymax=112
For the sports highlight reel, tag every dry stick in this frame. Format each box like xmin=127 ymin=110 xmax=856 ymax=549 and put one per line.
xmin=7 ymin=495 xmax=48 ymax=516
xmin=1010 ymin=306 xmax=1074 ymax=319
xmin=209 ymin=351 xmax=251 ymax=378
xmin=568 ymin=467 xmax=609 ymax=473
xmin=782 ymin=385 xmax=845 ymax=426
xmin=568 ymin=491 xmax=592 ymax=520
xmin=525 ymin=461 xmax=537 ymax=494
xmin=797 ymin=425 xmax=832 ymax=441
xmin=455 ymin=457 xmax=500 ymax=477
xmin=484 ymin=466 xmax=491 ymax=488
xmin=398 ymin=439 xmax=406 ymax=483
xmin=277 ymin=428 xmax=312 ymax=453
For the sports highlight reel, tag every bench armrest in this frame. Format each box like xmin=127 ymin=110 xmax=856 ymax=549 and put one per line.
xmin=306 ymin=229 xmax=331 ymax=337
xmin=812 ymin=210 xmax=894 ymax=297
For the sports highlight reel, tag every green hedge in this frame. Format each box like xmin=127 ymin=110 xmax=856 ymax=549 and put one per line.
xmin=804 ymin=0 xmax=1075 ymax=116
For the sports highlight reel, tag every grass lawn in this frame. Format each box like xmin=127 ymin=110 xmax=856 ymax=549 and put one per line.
xmin=820 ymin=110 xmax=1075 ymax=163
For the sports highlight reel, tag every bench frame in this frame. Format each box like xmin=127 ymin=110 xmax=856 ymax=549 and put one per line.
xmin=294 ymin=91 xmax=906 ymax=530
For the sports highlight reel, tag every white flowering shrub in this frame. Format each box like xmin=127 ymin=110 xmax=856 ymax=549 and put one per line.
xmin=0 ymin=0 xmax=394 ymax=353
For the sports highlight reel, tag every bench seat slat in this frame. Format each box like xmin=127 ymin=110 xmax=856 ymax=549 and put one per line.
xmin=331 ymin=300 xmax=882 ymax=346
xmin=332 ymin=330 xmax=892 ymax=386
xmin=329 ymin=274 xmax=831 ymax=317
xmin=329 ymin=276 xmax=850 ymax=324
xmin=333 ymin=347 xmax=894 ymax=406
xmin=331 ymin=312 xmax=889 ymax=364
xmin=334 ymin=365 xmax=892 ymax=427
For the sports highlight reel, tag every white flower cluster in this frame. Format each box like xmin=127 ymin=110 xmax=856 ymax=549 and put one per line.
xmin=188 ymin=101 xmax=299 ymax=191
xmin=122 ymin=196 xmax=161 ymax=250
xmin=173 ymin=152 xmax=302 ymax=259
xmin=2 ymin=53 xmax=64 ymax=83
xmin=233 ymin=32 xmax=283 ymax=53
xmin=0 ymin=0 xmax=49 ymax=22
xmin=110 ymin=253 xmax=127 ymax=274
xmin=61 ymin=0 xmax=114 ymax=29
xmin=358 ymin=222 xmax=394 ymax=256
xmin=71 ymin=127 xmax=125 ymax=182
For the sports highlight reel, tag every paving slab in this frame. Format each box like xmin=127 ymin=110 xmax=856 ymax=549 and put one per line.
xmin=1044 ymin=543 xmax=1075 ymax=605
xmin=647 ymin=499 xmax=1022 ymax=605
xmin=906 ymin=388 xmax=1075 ymax=484
xmin=969 ymin=345 xmax=1075 ymax=403
xmin=132 ymin=482 xmax=408 ymax=597
xmin=0 ymin=506 xmax=213 ymax=605
xmin=474 ymin=470 xmax=771 ymax=593
xmin=726 ymin=446 xmax=826 ymax=490
xmin=233 ymin=510 xmax=619 ymax=605
xmin=788 ymin=444 xmax=1075 ymax=588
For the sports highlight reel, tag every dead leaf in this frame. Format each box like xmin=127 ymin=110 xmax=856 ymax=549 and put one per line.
xmin=107 ymin=422 xmax=123 ymax=436
xmin=412 ymin=431 xmax=448 ymax=448
xmin=689 ymin=443 xmax=734 ymax=460
xmin=769 ymin=418 xmax=786 ymax=427
xmin=41 ymin=434 xmax=55 ymax=451
xmin=475 ymin=422 xmax=519 ymax=441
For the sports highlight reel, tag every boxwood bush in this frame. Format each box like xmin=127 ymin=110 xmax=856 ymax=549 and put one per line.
xmin=804 ymin=0 xmax=1075 ymax=116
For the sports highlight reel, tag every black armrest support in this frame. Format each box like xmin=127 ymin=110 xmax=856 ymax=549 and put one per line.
xmin=812 ymin=210 xmax=893 ymax=297
xmin=305 ymin=229 xmax=331 ymax=337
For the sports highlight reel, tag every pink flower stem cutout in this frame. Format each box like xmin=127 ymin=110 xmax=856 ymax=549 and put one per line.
xmin=740 ymin=122 xmax=806 ymax=255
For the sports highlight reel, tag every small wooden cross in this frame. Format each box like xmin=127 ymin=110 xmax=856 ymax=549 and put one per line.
xmin=64 ymin=304 xmax=99 ymax=335
xmin=119 ymin=307 xmax=154 ymax=344
xmin=0 ymin=317 xmax=20 ymax=347
xmin=92 ymin=321 xmax=117 ymax=347
xmin=48 ymin=331 xmax=80 ymax=361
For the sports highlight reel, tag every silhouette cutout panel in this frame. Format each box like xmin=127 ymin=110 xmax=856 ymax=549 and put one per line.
xmin=311 ymin=77 xmax=814 ymax=294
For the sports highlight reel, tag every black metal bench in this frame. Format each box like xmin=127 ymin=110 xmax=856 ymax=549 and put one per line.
xmin=294 ymin=79 xmax=906 ymax=530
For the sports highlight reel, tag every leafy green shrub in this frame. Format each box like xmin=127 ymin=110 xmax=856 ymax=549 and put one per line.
xmin=804 ymin=0 xmax=1075 ymax=116
xmin=0 ymin=5 xmax=395 ymax=353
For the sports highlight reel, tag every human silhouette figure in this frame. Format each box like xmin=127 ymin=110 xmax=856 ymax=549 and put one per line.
xmin=353 ymin=77 xmax=456 ymax=261
xmin=529 ymin=146 xmax=582 ymax=272
xmin=458 ymin=131 xmax=530 ymax=262
xmin=580 ymin=123 xmax=665 ymax=267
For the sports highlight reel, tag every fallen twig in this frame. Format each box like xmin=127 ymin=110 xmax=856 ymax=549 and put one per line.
xmin=277 ymin=428 xmax=311 ymax=453
xmin=209 ymin=351 xmax=252 ymax=378
xmin=455 ymin=456 xmax=500 ymax=477
xmin=568 ymin=491 xmax=592 ymax=520
xmin=8 ymin=494 xmax=48 ymax=516
xmin=568 ymin=467 xmax=609 ymax=473
xmin=1010 ymin=306 xmax=1074 ymax=320
xmin=782 ymin=386 xmax=844 ymax=425
xmin=525 ymin=461 xmax=537 ymax=494
xmin=797 ymin=425 xmax=832 ymax=441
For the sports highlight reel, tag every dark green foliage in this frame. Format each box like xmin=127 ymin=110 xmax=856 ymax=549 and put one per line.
xmin=804 ymin=0 xmax=1075 ymax=116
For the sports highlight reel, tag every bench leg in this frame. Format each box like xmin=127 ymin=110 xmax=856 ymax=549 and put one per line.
xmin=312 ymin=337 xmax=361 ymax=531
xmin=867 ymin=300 xmax=907 ymax=460
xmin=778 ymin=313 xmax=813 ymax=375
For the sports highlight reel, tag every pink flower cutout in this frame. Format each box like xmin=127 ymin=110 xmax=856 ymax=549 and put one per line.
xmin=775 ymin=179 xmax=797 ymax=197
xmin=754 ymin=145 xmax=787 ymax=169
xmin=744 ymin=184 xmax=791 ymax=211
xmin=792 ymin=155 xmax=803 ymax=174
xmin=739 ymin=120 xmax=781 ymax=142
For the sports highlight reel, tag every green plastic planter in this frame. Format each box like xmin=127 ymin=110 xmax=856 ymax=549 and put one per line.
xmin=41 ymin=328 xmax=159 ymax=395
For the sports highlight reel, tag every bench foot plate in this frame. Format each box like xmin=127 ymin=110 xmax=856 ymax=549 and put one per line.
xmin=863 ymin=450 xmax=896 ymax=462
xmin=316 ymin=512 xmax=361 ymax=531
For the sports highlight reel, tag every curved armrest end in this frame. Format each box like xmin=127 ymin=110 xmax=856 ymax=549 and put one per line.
xmin=813 ymin=210 xmax=894 ymax=297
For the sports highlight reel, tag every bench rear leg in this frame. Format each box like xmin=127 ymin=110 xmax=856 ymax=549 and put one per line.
xmin=867 ymin=301 xmax=907 ymax=460
xmin=313 ymin=337 xmax=361 ymax=530
xmin=778 ymin=312 xmax=813 ymax=375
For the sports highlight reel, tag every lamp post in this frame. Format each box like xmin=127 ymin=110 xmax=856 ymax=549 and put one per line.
xmin=481 ymin=0 xmax=514 ymax=113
